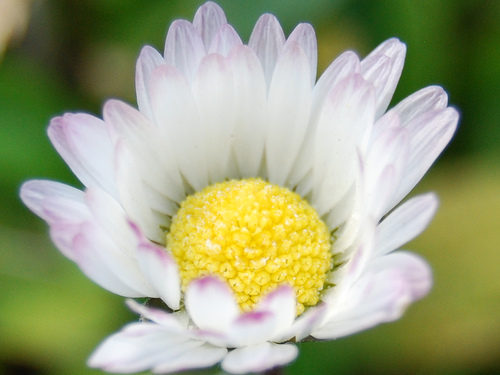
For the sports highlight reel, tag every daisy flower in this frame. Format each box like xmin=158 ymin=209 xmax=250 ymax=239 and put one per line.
xmin=20 ymin=2 xmax=458 ymax=374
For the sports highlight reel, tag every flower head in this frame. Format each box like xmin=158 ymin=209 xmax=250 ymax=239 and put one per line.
xmin=20 ymin=1 xmax=458 ymax=374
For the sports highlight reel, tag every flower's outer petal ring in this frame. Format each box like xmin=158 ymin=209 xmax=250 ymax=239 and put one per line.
xmin=312 ymin=251 xmax=432 ymax=339
xmin=185 ymin=276 xmax=240 ymax=332
xmin=221 ymin=342 xmax=298 ymax=374
xmin=88 ymin=322 xmax=227 ymax=374
xmin=376 ymin=193 xmax=438 ymax=257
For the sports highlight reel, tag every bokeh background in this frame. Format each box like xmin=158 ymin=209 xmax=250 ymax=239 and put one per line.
xmin=1 ymin=0 xmax=499 ymax=374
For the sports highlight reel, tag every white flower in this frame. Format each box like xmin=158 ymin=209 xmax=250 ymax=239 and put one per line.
xmin=20 ymin=2 xmax=458 ymax=374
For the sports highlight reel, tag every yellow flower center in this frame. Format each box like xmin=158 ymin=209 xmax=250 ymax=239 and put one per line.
xmin=167 ymin=178 xmax=332 ymax=315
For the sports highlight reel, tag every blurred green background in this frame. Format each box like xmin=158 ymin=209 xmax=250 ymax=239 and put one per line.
xmin=1 ymin=0 xmax=499 ymax=374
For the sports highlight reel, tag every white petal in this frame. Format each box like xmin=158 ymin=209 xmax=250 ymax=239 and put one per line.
xmin=164 ymin=20 xmax=205 ymax=82
xmin=361 ymin=38 xmax=406 ymax=118
xmin=364 ymin=126 xmax=410 ymax=219
xmin=226 ymin=311 xmax=277 ymax=347
xmin=391 ymin=85 xmax=449 ymax=125
xmin=255 ymin=285 xmax=296 ymax=341
xmin=193 ymin=1 xmax=228 ymax=51
xmin=133 ymin=225 xmax=181 ymax=310
xmin=135 ymin=46 xmax=166 ymax=120
xmin=222 ymin=342 xmax=298 ymax=374
xmin=376 ymin=193 xmax=438 ymax=257
xmin=208 ymin=24 xmax=242 ymax=56
xmin=149 ymin=64 xmax=209 ymax=191
xmin=72 ymin=221 xmax=154 ymax=297
xmin=286 ymin=23 xmax=318 ymax=85
xmin=389 ymin=107 xmax=458 ymax=208
xmin=48 ymin=114 xmax=118 ymax=198
xmin=228 ymin=45 xmax=267 ymax=177
xmin=126 ymin=300 xmax=186 ymax=329
xmin=313 ymin=251 xmax=432 ymax=339
xmin=185 ymin=276 xmax=239 ymax=332
xmin=88 ymin=323 xmax=220 ymax=374
xmin=288 ymin=51 xmax=361 ymax=190
xmin=248 ymin=14 xmax=286 ymax=88
xmin=152 ymin=343 xmax=227 ymax=374
xmin=265 ymin=41 xmax=312 ymax=186
xmin=312 ymin=74 xmax=375 ymax=216
xmin=114 ymin=140 xmax=163 ymax=243
xmin=20 ymin=180 xmax=86 ymax=223
xmin=192 ymin=53 xmax=237 ymax=183
xmin=104 ymin=99 xmax=185 ymax=206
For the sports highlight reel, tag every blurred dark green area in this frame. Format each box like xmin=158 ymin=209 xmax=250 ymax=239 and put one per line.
xmin=1 ymin=0 xmax=499 ymax=374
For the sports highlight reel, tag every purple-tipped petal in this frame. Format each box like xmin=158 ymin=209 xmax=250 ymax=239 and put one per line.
xmin=164 ymin=20 xmax=205 ymax=82
xmin=208 ymin=24 xmax=242 ymax=56
xmin=133 ymin=224 xmax=181 ymax=310
xmin=185 ymin=276 xmax=240 ymax=332
xmin=361 ymin=38 xmax=406 ymax=118
xmin=135 ymin=46 xmax=165 ymax=120
xmin=286 ymin=23 xmax=318 ymax=86
xmin=249 ymin=14 xmax=286 ymax=87
xmin=313 ymin=251 xmax=432 ymax=339
xmin=48 ymin=114 xmax=118 ymax=198
xmin=193 ymin=1 xmax=228 ymax=51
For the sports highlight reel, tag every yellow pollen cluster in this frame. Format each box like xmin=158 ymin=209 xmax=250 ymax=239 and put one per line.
xmin=167 ymin=178 xmax=332 ymax=315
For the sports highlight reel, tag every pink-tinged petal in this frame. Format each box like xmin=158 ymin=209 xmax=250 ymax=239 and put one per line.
xmin=364 ymin=126 xmax=410 ymax=219
xmin=222 ymin=342 xmax=298 ymax=374
xmin=20 ymin=180 xmax=87 ymax=223
xmin=227 ymin=45 xmax=267 ymax=178
xmin=164 ymin=20 xmax=205 ymax=82
xmin=255 ymin=285 xmax=296 ymax=341
xmin=103 ymin=99 xmax=185 ymax=207
xmin=48 ymin=114 xmax=118 ymax=198
xmin=152 ymin=343 xmax=227 ymax=374
xmin=313 ymin=251 xmax=432 ymax=339
xmin=361 ymin=38 xmax=406 ymax=118
xmin=132 ymin=224 xmax=181 ymax=310
xmin=248 ymin=14 xmax=286 ymax=88
xmin=376 ymin=193 xmax=438 ymax=257
xmin=113 ymin=140 xmax=163 ymax=243
xmin=185 ymin=276 xmax=239 ymax=332
xmin=193 ymin=1 xmax=228 ymax=51
xmin=88 ymin=322 xmax=217 ymax=374
xmin=389 ymin=107 xmax=459 ymax=208
xmin=288 ymin=51 xmax=361 ymax=191
xmin=192 ymin=53 xmax=237 ymax=183
xmin=135 ymin=46 xmax=166 ymax=121
xmin=126 ymin=300 xmax=188 ymax=330
xmin=311 ymin=74 xmax=375 ymax=216
xmin=226 ymin=311 xmax=277 ymax=347
xmin=266 ymin=41 xmax=312 ymax=187
xmin=391 ymin=85 xmax=449 ymax=125
xmin=208 ymin=24 xmax=242 ymax=56
xmin=148 ymin=64 xmax=209 ymax=191
xmin=286 ymin=23 xmax=318 ymax=86
xmin=84 ymin=187 xmax=137 ymax=257
xmin=73 ymin=221 xmax=155 ymax=297
xmin=20 ymin=180 xmax=89 ymax=261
